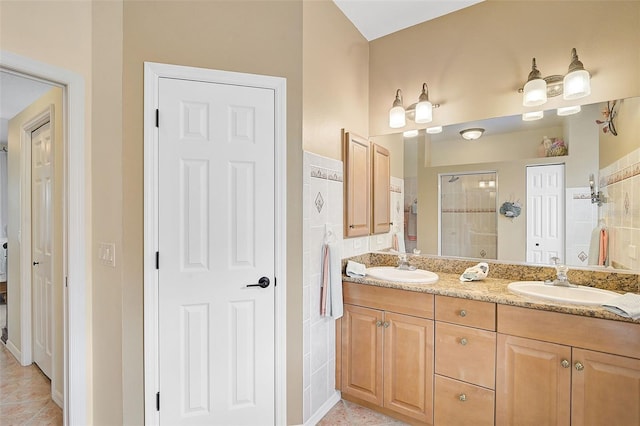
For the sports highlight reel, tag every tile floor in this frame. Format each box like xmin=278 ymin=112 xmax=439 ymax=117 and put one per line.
xmin=0 ymin=343 xmax=62 ymax=425
xmin=318 ymin=399 xmax=408 ymax=426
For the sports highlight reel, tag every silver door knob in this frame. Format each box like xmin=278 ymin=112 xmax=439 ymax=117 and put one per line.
xmin=376 ymin=320 xmax=383 ymax=327
xmin=383 ymin=321 xmax=390 ymax=328
xmin=561 ymin=359 xmax=570 ymax=368
xmin=459 ymin=394 xmax=467 ymax=402
xmin=575 ymin=362 xmax=584 ymax=371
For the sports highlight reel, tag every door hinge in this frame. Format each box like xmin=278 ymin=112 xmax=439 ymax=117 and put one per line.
xmin=155 ymin=251 xmax=159 ymax=270
xmin=274 ymin=276 xmax=277 ymax=287
xmin=155 ymin=109 xmax=159 ymax=128
xmin=156 ymin=392 xmax=160 ymax=411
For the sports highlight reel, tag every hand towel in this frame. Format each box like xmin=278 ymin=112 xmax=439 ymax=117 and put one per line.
xmin=320 ymin=244 xmax=329 ymax=316
xmin=396 ymin=232 xmax=406 ymax=254
xmin=327 ymin=241 xmax=343 ymax=319
xmin=598 ymin=228 xmax=608 ymax=266
xmin=602 ymin=293 xmax=640 ymax=320
xmin=346 ymin=260 xmax=366 ymax=278
xmin=459 ymin=262 xmax=489 ymax=282
xmin=391 ymin=233 xmax=399 ymax=251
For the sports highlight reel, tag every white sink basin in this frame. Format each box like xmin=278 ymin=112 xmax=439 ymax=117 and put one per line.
xmin=508 ymin=281 xmax=619 ymax=306
xmin=366 ymin=266 xmax=439 ymax=284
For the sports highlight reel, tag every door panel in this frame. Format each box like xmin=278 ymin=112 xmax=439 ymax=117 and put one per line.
xmin=158 ymin=77 xmax=275 ymax=425
xmin=31 ymin=121 xmax=53 ymax=378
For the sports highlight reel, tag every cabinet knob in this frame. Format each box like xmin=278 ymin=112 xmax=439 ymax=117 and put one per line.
xmin=349 ymin=225 xmax=355 ymax=229
xmin=460 ymin=338 xmax=468 ymax=346
xmin=575 ymin=362 xmax=584 ymax=371
xmin=459 ymin=310 xmax=467 ymax=317
xmin=561 ymin=359 xmax=570 ymax=368
xmin=459 ymin=394 xmax=467 ymax=402
xmin=383 ymin=321 xmax=390 ymax=328
xmin=376 ymin=320 xmax=383 ymax=328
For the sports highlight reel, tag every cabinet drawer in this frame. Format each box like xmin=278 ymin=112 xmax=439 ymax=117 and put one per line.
xmin=435 ymin=295 xmax=496 ymax=330
xmin=434 ymin=375 xmax=494 ymax=426
xmin=435 ymin=322 xmax=496 ymax=389
xmin=343 ymin=282 xmax=434 ymax=319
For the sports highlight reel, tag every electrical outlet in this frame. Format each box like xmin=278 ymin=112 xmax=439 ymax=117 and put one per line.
xmin=98 ymin=242 xmax=116 ymax=267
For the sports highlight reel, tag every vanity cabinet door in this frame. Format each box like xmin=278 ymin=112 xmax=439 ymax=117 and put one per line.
xmin=383 ymin=312 xmax=434 ymax=423
xmin=341 ymin=304 xmax=383 ymax=405
xmin=496 ymin=334 xmax=571 ymax=426
xmin=571 ymin=348 xmax=640 ymax=426
xmin=344 ymin=131 xmax=370 ymax=237
xmin=371 ymin=143 xmax=390 ymax=235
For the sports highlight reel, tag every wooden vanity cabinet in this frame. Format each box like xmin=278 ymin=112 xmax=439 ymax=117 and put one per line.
xmin=340 ymin=282 xmax=434 ymax=424
xmin=496 ymin=305 xmax=640 ymax=426
xmin=434 ymin=296 xmax=496 ymax=426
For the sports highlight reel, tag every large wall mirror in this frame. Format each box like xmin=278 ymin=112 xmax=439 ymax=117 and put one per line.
xmin=374 ymin=96 xmax=640 ymax=272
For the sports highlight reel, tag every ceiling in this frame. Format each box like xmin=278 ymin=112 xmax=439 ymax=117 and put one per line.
xmin=333 ymin=0 xmax=484 ymax=41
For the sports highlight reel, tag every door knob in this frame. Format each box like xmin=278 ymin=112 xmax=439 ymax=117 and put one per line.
xmin=33 ymin=261 xmax=40 ymax=266
xmin=246 ymin=277 xmax=270 ymax=289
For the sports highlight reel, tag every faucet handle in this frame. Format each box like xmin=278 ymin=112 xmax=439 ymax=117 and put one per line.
xmin=550 ymin=256 xmax=560 ymax=266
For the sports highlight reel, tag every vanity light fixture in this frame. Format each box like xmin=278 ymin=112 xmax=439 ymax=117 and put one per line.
xmin=522 ymin=111 xmax=544 ymax=121
xmin=460 ymin=128 xmax=484 ymax=140
xmin=403 ymin=129 xmax=419 ymax=138
xmin=520 ymin=48 xmax=591 ymax=106
xmin=426 ymin=126 xmax=443 ymax=134
xmin=389 ymin=83 xmax=441 ymax=129
xmin=557 ymin=105 xmax=581 ymax=116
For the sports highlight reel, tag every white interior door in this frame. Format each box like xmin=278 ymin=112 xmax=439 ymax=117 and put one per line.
xmin=526 ymin=164 xmax=565 ymax=265
xmin=157 ymin=77 xmax=275 ymax=425
xmin=31 ymin=121 xmax=53 ymax=378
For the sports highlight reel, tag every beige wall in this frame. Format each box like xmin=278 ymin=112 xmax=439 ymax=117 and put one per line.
xmin=369 ymin=1 xmax=640 ymax=137
xmin=1 ymin=1 xmax=93 ymax=420
xmin=7 ymin=87 xmax=65 ymax=401
xmin=600 ymin=96 xmax=640 ymax=168
xmin=302 ymin=0 xmax=369 ymax=160
xmin=122 ymin=1 xmax=304 ymax=423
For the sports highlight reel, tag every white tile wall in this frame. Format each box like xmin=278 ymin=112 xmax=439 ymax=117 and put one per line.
xmin=565 ymin=187 xmax=598 ymax=267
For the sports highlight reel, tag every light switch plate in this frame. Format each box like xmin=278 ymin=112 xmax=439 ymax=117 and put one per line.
xmin=98 ymin=242 xmax=116 ymax=267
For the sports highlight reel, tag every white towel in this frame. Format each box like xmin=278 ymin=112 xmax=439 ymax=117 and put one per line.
xmin=459 ymin=262 xmax=489 ymax=282
xmin=395 ymin=232 xmax=406 ymax=254
xmin=346 ymin=260 xmax=366 ymax=278
xmin=602 ymin=293 xmax=640 ymax=320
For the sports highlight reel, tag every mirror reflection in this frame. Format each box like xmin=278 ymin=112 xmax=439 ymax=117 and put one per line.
xmin=381 ymin=96 xmax=640 ymax=271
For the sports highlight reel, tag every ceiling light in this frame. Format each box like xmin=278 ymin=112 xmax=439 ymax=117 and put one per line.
xmin=403 ymin=129 xmax=419 ymax=138
xmin=426 ymin=126 xmax=442 ymax=134
xmin=557 ymin=105 xmax=581 ymax=116
xmin=460 ymin=128 xmax=484 ymax=140
xmin=389 ymin=89 xmax=406 ymax=128
xmin=520 ymin=48 xmax=591 ymax=106
xmin=390 ymin=83 xmax=441 ymax=129
xmin=522 ymin=111 xmax=544 ymax=121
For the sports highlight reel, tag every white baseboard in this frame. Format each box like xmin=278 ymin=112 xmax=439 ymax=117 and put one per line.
xmin=52 ymin=388 xmax=64 ymax=408
xmin=5 ymin=339 xmax=23 ymax=364
xmin=304 ymin=390 xmax=341 ymax=426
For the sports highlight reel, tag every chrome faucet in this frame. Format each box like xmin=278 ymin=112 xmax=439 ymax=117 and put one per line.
xmin=397 ymin=253 xmax=416 ymax=271
xmin=549 ymin=257 xmax=574 ymax=287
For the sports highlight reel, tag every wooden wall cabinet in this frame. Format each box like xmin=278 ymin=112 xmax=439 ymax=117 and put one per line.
xmin=371 ymin=143 xmax=390 ymax=235
xmin=496 ymin=305 xmax=640 ymax=426
xmin=343 ymin=131 xmax=370 ymax=237
xmin=340 ymin=282 xmax=434 ymax=424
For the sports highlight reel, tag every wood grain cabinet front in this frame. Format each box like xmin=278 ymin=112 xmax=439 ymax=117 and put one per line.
xmin=434 ymin=375 xmax=495 ymax=426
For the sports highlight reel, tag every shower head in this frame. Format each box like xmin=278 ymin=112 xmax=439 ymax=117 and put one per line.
xmin=448 ymin=176 xmax=459 ymax=183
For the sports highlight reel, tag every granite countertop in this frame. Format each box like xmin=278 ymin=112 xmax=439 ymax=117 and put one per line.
xmin=342 ymin=271 xmax=640 ymax=325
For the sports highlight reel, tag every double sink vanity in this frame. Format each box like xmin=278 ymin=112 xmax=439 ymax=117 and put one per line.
xmin=336 ymin=253 xmax=640 ymax=425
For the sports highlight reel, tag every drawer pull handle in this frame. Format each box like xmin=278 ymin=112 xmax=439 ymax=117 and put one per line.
xmin=460 ymin=338 xmax=468 ymax=346
xmin=459 ymin=310 xmax=467 ymax=317
xmin=459 ymin=393 xmax=467 ymax=402
xmin=575 ymin=362 xmax=584 ymax=371
xmin=383 ymin=321 xmax=390 ymax=328
xmin=376 ymin=320 xmax=383 ymax=328
xmin=561 ymin=359 xmax=570 ymax=368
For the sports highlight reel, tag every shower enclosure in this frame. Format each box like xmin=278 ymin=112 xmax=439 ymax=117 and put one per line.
xmin=440 ymin=172 xmax=498 ymax=259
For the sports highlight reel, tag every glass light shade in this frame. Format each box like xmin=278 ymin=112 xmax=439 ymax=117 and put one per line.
xmin=460 ymin=128 xmax=484 ymax=140
xmin=557 ymin=105 xmax=581 ymax=116
xmin=389 ymin=105 xmax=406 ymax=128
xmin=522 ymin=111 xmax=544 ymax=121
xmin=563 ymin=69 xmax=591 ymax=100
xmin=414 ymin=100 xmax=433 ymax=123
xmin=403 ymin=129 xmax=419 ymax=138
xmin=523 ymin=78 xmax=547 ymax=106
xmin=426 ymin=126 xmax=442 ymax=134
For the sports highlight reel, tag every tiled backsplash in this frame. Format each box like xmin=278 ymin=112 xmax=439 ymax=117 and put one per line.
xmin=600 ymin=147 xmax=640 ymax=270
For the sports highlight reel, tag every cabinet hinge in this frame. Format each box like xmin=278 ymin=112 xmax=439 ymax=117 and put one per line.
xmin=156 ymin=392 xmax=160 ymax=411
xmin=155 ymin=109 xmax=159 ymax=128
xmin=155 ymin=251 xmax=159 ymax=270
